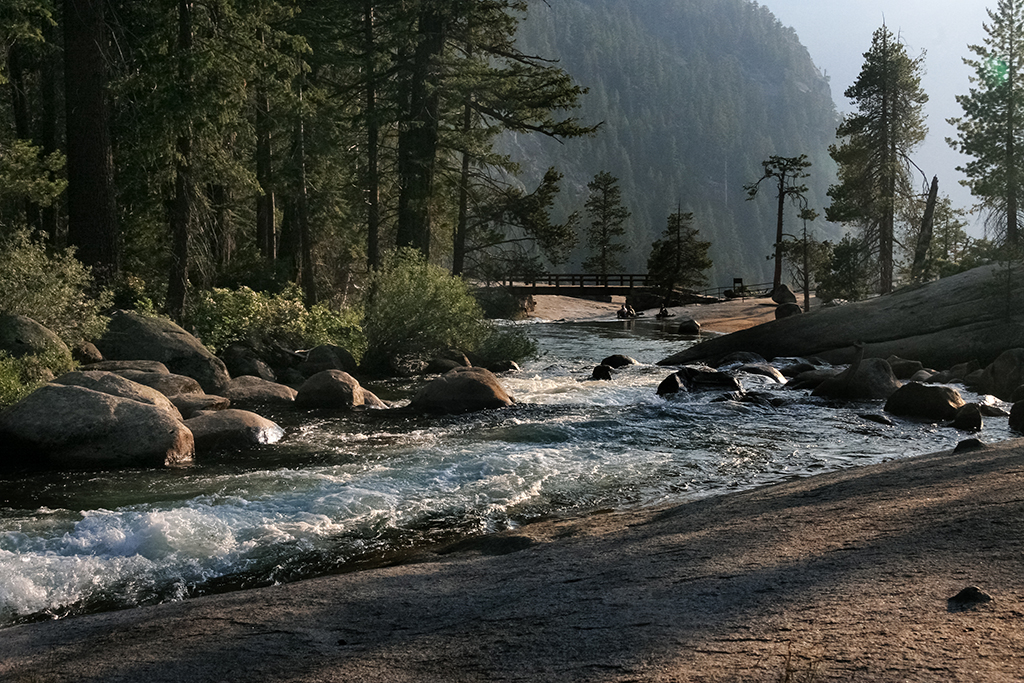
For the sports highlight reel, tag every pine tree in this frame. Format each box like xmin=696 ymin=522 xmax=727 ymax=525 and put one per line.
xmin=947 ymin=0 xmax=1024 ymax=248
xmin=582 ymin=171 xmax=629 ymax=280
xmin=646 ymin=208 xmax=712 ymax=298
xmin=827 ymin=25 xmax=928 ymax=294
xmin=744 ymin=154 xmax=811 ymax=294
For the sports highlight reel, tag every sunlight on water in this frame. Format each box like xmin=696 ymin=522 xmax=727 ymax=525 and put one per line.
xmin=0 ymin=317 xmax=1015 ymax=625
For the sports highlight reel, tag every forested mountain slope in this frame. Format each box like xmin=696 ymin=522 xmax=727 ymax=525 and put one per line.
xmin=511 ymin=0 xmax=841 ymax=286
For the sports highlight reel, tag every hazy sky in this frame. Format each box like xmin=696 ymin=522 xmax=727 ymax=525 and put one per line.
xmin=764 ymin=0 xmax=993 ymax=231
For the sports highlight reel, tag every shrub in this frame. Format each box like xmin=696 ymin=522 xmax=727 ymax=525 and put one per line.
xmin=185 ymin=285 xmax=365 ymax=357
xmin=474 ymin=324 xmax=539 ymax=365
xmin=0 ymin=349 xmax=76 ymax=407
xmin=361 ymin=248 xmax=490 ymax=373
xmin=0 ymin=230 xmax=110 ymax=347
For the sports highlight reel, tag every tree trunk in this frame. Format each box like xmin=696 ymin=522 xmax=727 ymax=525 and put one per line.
xmin=166 ymin=0 xmax=195 ymax=321
xmin=773 ymin=177 xmax=785 ymax=293
xmin=62 ymin=0 xmax=119 ymax=284
xmin=911 ymin=176 xmax=939 ymax=281
xmin=364 ymin=1 xmax=381 ymax=271
xmin=255 ymin=46 xmax=276 ymax=262
xmin=396 ymin=4 xmax=446 ymax=258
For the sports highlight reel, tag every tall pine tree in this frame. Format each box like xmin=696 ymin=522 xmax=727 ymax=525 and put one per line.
xmin=827 ymin=25 xmax=928 ymax=294
xmin=582 ymin=171 xmax=629 ymax=280
xmin=948 ymin=0 xmax=1024 ymax=248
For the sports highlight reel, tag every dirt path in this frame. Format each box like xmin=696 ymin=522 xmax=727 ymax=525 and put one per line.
xmin=4 ymin=438 xmax=1024 ymax=682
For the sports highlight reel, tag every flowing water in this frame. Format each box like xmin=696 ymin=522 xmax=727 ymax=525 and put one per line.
xmin=0 ymin=317 xmax=1014 ymax=627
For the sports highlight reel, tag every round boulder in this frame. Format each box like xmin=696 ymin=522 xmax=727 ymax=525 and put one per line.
xmin=772 ymin=284 xmax=798 ymax=305
xmin=978 ymin=348 xmax=1024 ymax=401
xmin=295 ymin=370 xmax=369 ymax=410
xmin=884 ymin=382 xmax=966 ymax=421
xmin=812 ymin=358 xmax=901 ymax=401
xmin=0 ymin=313 xmax=71 ymax=362
xmin=1010 ymin=402 xmax=1024 ymax=433
xmin=94 ymin=310 xmax=230 ymax=393
xmin=951 ymin=403 xmax=983 ymax=432
xmin=677 ymin=319 xmax=701 ymax=336
xmin=184 ymin=409 xmax=285 ymax=453
xmin=0 ymin=384 xmax=194 ymax=470
xmin=775 ymin=303 xmax=802 ymax=320
xmin=410 ymin=367 xmax=514 ymax=414
xmin=591 ymin=364 xmax=615 ymax=381
xmin=601 ymin=354 xmax=638 ymax=368
xmin=299 ymin=344 xmax=359 ymax=378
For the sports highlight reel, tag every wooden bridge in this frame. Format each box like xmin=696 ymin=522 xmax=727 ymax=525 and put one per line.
xmin=502 ymin=274 xmax=774 ymax=301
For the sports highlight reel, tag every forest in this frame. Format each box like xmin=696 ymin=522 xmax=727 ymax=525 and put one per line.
xmin=2 ymin=0 xmax=1022 ymax=395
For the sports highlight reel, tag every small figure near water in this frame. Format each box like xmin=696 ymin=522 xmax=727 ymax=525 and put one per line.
xmin=617 ymin=304 xmax=638 ymax=319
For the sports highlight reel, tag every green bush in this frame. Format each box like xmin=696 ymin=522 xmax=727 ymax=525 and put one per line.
xmin=185 ymin=285 xmax=365 ymax=357
xmin=0 ymin=349 xmax=76 ymax=407
xmin=474 ymin=324 xmax=539 ymax=366
xmin=361 ymin=248 xmax=490 ymax=373
xmin=0 ymin=230 xmax=110 ymax=347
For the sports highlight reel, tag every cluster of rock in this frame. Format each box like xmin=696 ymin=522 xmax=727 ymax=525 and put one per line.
xmin=654 ymin=348 xmax=1022 ymax=433
xmin=0 ymin=310 xmax=517 ymax=472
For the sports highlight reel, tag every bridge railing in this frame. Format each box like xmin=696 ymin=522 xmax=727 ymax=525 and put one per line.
xmin=504 ymin=273 xmax=654 ymax=288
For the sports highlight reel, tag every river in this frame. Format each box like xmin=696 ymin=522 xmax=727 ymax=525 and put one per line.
xmin=0 ymin=316 xmax=1013 ymax=627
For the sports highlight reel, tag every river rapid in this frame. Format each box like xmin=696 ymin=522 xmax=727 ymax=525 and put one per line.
xmin=0 ymin=316 xmax=1014 ymax=628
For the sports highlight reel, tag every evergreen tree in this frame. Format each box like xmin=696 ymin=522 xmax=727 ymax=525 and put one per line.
xmin=646 ymin=208 xmax=712 ymax=297
xmin=744 ymin=154 xmax=811 ymax=293
xmin=827 ymin=25 xmax=928 ymax=294
xmin=947 ymin=0 xmax=1024 ymax=249
xmin=582 ymin=170 xmax=629 ymax=279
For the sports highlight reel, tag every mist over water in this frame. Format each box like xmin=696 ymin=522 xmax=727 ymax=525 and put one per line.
xmin=0 ymin=317 xmax=1013 ymax=627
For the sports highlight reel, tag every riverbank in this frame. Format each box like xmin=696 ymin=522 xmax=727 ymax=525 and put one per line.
xmin=528 ymin=294 xmax=784 ymax=333
xmin=4 ymin=437 xmax=1023 ymax=682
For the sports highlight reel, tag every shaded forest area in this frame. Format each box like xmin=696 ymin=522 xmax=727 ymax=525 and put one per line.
xmin=1 ymin=0 xmax=595 ymax=316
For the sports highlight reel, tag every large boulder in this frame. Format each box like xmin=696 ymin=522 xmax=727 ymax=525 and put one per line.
xmin=184 ymin=409 xmax=284 ymax=453
xmin=812 ymin=358 xmax=901 ymax=401
xmin=0 ymin=313 xmax=71 ymax=362
xmin=220 ymin=343 xmax=277 ymax=382
xmin=886 ymin=355 xmax=925 ymax=380
xmin=659 ymin=264 xmax=1024 ymax=370
xmin=94 ymin=311 xmax=230 ymax=393
xmin=295 ymin=370 xmax=372 ymax=410
xmin=977 ymin=348 xmax=1024 ymax=401
xmin=0 ymin=384 xmax=194 ymax=470
xmin=53 ymin=370 xmax=182 ymax=419
xmin=298 ymin=344 xmax=358 ymax=378
xmin=884 ymin=382 xmax=966 ymax=421
xmin=772 ymin=284 xmax=798 ymax=305
xmin=410 ymin=367 xmax=514 ymax=414
xmin=1010 ymin=402 xmax=1024 ymax=433
xmin=601 ymin=354 xmax=638 ymax=368
xmin=221 ymin=375 xmax=297 ymax=407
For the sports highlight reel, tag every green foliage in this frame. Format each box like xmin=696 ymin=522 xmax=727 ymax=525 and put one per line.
xmin=185 ymin=285 xmax=365 ymax=357
xmin=474 ymin=324 xmax=539 ymax=365
xmin=0 ymin=348 xmax=75 ymax=408
xmin=582 ymin=171 xmax=630 ymax=276
xmin=646 ymin=210 xmax=713 ymax=294
xmin=0 ymin=230 xmax=110 ymax=346
xmin=815 ymin=235 xmax=872 ymax=302
xmin=0 ymin=139 xmax=66 ymax=229
xmin=947 ymin=0 xmax=1024 ymax=248
xmin=361 ymin=248 xmax=490 ymax=373
xmin=828 ymin=25 xmax=928 ymax=293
